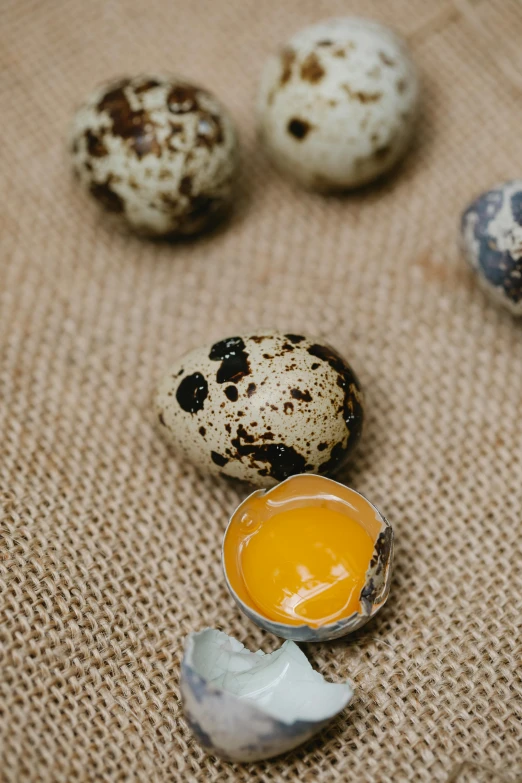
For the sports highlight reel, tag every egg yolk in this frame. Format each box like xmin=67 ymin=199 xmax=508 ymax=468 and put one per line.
xmin=239 ymin=506 xmax=374 ymax=627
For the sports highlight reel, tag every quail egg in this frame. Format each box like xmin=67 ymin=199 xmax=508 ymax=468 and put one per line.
xmin=258 ymin=17 xmax=419 ymax=190
xmin=70 ymin=75 xmax=239 ymax=236
xmin=181 ymin=628 xmax=354 ymax=761
xmin=155 ymin=331 xmax=364 ymax=487
xmin=461 ymin=180 xmax=522 ymax=314
xmin=223 ymin=474 xmax=393 ymax=642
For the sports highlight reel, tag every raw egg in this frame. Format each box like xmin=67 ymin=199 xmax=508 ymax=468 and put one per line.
xmin=223 ymin=474 xmax=393 ymax=641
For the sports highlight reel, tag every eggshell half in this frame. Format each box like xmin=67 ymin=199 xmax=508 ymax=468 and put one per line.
xmin=181 ymin=628 xmax=353 ymax=761
xmin=223 ymin=474 xmax=393 ymax=641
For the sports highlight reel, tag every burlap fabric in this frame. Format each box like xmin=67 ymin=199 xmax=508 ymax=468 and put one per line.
xmin=2 ymin=0 xmax=522 ymax=781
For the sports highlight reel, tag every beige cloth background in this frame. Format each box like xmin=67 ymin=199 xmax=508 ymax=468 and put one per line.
xmin=2 ymin=0 xmax=522 ymax=781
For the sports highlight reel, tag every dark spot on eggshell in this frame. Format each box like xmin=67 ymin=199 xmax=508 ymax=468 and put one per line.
xmin=396 ymin=78 xmax=407 ymax=94
xmin=97 ymin=83 xmax=161 ymax=159
xmin=211 ymin=451 xmax=229 ymax=467
xmin=379 ymin=51 xmax=396 ymax=67
xmin=247 ymin=383 xmax=257 ymax=397
xmin=230 ymin=425 xmax=309 ymax=482
xmin=317 ymin=39 xmax=333 ymax=46
xmin=263 ymin=353 xmax=273 ymax=360
xmin=288 ymin=118 xmax=312 ymax=140
xmin=511 ymin=191 xmax=522 ymax=225
xmin=280 ymin=47 xmax=296 ymax=85
xmin=291 ymin=388 xmax=312 ymax=402
xmin=199 ymin=426 xmax=206 ymax=436
xmin=300 ymin=52 xmax=325 ymax=83
xmin=89 ymin=180 xmax=124 ymax=212
xmin=176 ymin=372 xmax=209 ymax=414
xmin=343 ymin=85 xmax=382 ymax=103
xmin=185 ymin=195 xmax=218 ymax=226
xmin=250 ymin=336 xmax=269 ymax=343
xmin=318 ymin=442 xmax=346 ymax=475
xmin=179 ymin=175 xmax=193 ymax=195
xmin=284 ymin=402 xmax=294 ymax=415
xmin=318 ymin=442 xmax=328 ymax=451
xmin=158 ymin=413 xmax=166 ymax=426
xmin=160 ymin=193 xmax=178 ymax=209
xmin=184 ymin=712 xmax=214 ymax=751
xmin=281 ymin=343 xmax=294 ymax=351
xmin=224 ymin=385 xmax=238 ymax=401
xmin=134 ymin=78 xmax=162 ymax=94
xmin=209 ymin=337 xmax=251 ymax=384
xmin=374 ymin=145 xmax=391 ymax=160
xmin=311 ymin=363 xmax=320 ymax=370
xmin=370 ymin=526 xmax=393 ymax=575
xmin=85 ymin=129 xmax=108 ymax=157
xmin=307 ymin=343 xmax=364 ymax=455
xmin=333 ymin=48 xmax=346 ymax=58
xmin=167 ymin=84 xmax=200 ymax=113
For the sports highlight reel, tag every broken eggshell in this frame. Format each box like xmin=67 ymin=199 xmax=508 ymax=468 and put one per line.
xmin=223 ymin=474 xmax=393 ymax=642
xmin=180 ymin=628 xmax=353 ymax=762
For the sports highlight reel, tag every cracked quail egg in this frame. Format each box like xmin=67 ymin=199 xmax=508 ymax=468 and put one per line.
xmin=69 ymin=74 xmax=239 ymax=236
xmin=155 ymin=331 xmax=364 ymax=487
xmin=461 ymin=180 xmax=522 ymax=314
xmin=258 ymin=17 xmax=419 ymax=190
xmin=223 ymin=474 xmax=393 ymax=642
xmin=181 ymin=628 xmax=353 ymax=761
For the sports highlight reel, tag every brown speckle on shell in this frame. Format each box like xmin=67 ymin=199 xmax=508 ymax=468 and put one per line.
xmin=280 ymin=47 xmax=296 ymax=85
xmin=89 ymin=180 xmax=124 ymax=212
xmin=342 ymin=84 xmax=382 ymax=103
xmin=379 ymin=51 xmax=396 ymax=67
xmin=300 ymin=52 xmax=325 ymax=83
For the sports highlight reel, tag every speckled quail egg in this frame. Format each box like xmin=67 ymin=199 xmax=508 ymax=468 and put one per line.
xmin=223 ymin=474 xmax=393 ymax=642
xmin=258 ymin=17 xmax=419 ymax=190
xmin=69 ymin=75 xmax=239 ymax=236
xmin=155 ymin=331 xmax=364 ymax=487
xmin=181 ymin=628 xmax=354 ymax=761
xmin=461 ymin=181 xmax=522 ymax=314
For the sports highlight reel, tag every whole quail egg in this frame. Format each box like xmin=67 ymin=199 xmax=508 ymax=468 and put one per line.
xmin=69 ymin=75 xmax=239 ymax=236
xmin=258 ymin=17 xmax=419 ymax=190
xmin=155 ymin=331 xmax=364 ymax=487
xmin=223 ymin=474 xmax=393 ymax=642
xmin=181 ymin=628 xmax=353 ymax=761
xmin=461 ymin=180 xmax=522 ymax=314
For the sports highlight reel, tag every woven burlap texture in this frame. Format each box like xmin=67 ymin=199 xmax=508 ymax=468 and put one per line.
xmin=2 ymin=0 xmax=522 ymax=781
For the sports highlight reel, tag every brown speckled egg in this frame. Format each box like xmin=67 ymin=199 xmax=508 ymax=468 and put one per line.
xmin=155 ymin=332 xmax=364 ymax=487
xmin=69 ymin=75 xmax=239 ymax=236
xmin=258 ymin=17 xmax=419 ymax=191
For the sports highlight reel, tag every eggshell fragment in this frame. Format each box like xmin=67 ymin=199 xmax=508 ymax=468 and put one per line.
xmin=181 ymin=628 xmax=353 ymax=761
xmin=223 ymin=474 xmax=393 ymax=642
xmin=258 ymin=17 xmax=419 ymax=190
xmin=155 ymin=332 xmax=364 ymax=487
xmin=461 ymin=180 xmax=522 ymax=314
xmin=69 ymin=75 xmax=239 ymax=236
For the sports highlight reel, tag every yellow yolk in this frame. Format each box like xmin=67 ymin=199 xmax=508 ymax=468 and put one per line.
xmin=238 ymin=506 xmax=374 ymax=627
